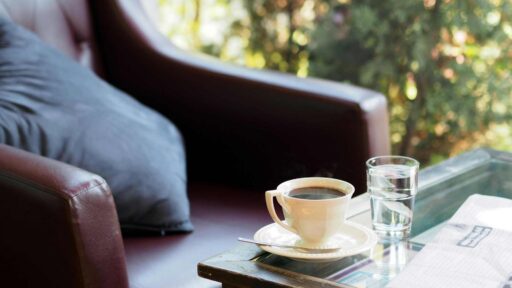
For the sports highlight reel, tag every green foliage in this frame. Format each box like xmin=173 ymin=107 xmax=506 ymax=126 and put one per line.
xmin=158 ymin=0 xmax=512 ymax=165
xmin=308 ymin=0 xmax=512 ymax=163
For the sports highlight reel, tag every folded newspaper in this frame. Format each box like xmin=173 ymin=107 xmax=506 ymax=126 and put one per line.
xmin=387 ymin=194 xmax=512 ymax=288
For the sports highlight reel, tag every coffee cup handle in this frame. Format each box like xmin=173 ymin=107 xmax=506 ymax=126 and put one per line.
xmin=265 ymin=190 xmax=297 ymax=234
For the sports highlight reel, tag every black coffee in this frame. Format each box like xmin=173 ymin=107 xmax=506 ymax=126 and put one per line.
xmin=289 ymin=187 xmax=345 ymax=200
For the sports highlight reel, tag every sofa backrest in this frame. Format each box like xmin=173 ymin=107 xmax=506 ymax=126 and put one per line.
xmin=0 ymin=0 xmax=104 ymax=75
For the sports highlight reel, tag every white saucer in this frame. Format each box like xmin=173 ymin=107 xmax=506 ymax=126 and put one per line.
xmin=253 ymin=221 xmax=378 ymax=262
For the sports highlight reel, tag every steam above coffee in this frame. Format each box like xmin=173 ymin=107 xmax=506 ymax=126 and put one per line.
xmin=289 ymin=187 xmax=345 ymax=200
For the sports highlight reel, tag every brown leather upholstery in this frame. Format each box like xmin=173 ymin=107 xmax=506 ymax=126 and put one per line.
xmin=0 ymin=0 xmax=104 ymax=75
xmin=0 ymin=0 xmax=390 ymax=287
xmin=124 ymin=183 xmax=271 ymax=288
xmin=91 ymin=0 xmax=390 ymax=193
xmin=0 ymin=0 xmax=390 ymax=192
xmin=0 ymin=144 xmax=128 ymax=288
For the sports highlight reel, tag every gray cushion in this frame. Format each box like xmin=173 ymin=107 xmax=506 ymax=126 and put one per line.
xmin=0 ymin=18 xmax=192 ymax=233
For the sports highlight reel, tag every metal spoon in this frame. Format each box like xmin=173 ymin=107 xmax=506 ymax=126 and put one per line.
xmin=238 ymin=237 xmax=342 ymax=253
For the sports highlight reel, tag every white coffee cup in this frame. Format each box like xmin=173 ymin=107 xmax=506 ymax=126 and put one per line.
xmin=265 ymin=177 xmax=354 ymax=247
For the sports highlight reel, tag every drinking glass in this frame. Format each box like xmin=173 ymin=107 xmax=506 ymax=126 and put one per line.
xmin=367 ymin=156 xmax=419 ymax=239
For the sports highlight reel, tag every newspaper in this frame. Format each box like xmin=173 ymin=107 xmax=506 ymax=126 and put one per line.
xmin=387 ymin=194 xmax=512 ymax=288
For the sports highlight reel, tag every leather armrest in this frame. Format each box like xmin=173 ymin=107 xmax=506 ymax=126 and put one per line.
xmin=0 ymin=144 xmax=128 ymax=288
xmin=92 ymin=0 xmax=390 ymax=192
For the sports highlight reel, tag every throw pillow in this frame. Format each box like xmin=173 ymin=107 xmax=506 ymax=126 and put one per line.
xmin=0 ymin=18 xmax=192 ymax=233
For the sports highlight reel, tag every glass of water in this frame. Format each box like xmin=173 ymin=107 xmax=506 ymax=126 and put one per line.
xmin=367 ymin=156 xmax=419 ymax=239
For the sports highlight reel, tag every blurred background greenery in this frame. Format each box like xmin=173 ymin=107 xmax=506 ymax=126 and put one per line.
xmin=154 ymin=0 xmax=512 ymax=166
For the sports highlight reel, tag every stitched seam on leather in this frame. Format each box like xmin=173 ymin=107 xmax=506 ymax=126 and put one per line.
xmin=0 ymin=167 xmax=112 ymax=288
xmin=0 ymin=170 xmax=106 ymax=200
xmin=67 ymin=181 xmax=108 ymax=199
xmin=68 ymin=181 xmax=112 ymax=288
xmin=0 ymin=170 xmax=110 ymax=288
xmin=67 ymin=198 xmax=86 ymax=288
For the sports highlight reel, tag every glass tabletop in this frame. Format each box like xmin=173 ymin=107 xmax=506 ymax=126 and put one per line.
xmin=252 ymin=148 xmax=512 ymax=287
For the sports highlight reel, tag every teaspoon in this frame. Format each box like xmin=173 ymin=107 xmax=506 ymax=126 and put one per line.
xmin=238 ymin=237 xmax=342 ymax=253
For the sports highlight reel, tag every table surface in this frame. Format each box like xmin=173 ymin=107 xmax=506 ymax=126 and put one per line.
xmin=198 ymin=148 xmax=512 ymax=288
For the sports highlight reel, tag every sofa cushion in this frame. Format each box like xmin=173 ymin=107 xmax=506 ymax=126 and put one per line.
xmin=0 ymin=18 xmax=192 ymax=233
xmin=124 ymin=183 xmax=271 ymax=288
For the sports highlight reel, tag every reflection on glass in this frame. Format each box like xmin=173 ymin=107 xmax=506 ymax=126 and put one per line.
xmin=328 ymin=240 xmax=423 ymax=287
xmin=372 ymin=240 xmax=409 ymax=278
xmin=248 ymin=151 xmax=512 ymax=288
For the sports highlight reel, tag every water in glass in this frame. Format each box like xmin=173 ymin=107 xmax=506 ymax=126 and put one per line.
xmin=369 ymin=164 xmax=416 ymax=238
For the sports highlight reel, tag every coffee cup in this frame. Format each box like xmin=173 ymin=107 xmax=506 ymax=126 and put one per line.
xmin=265 ymin=177 xmax=354 ymax=247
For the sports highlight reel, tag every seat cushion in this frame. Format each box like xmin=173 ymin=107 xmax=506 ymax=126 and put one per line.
xmin=0 ymin=18 xmax=192 ymax=233
xmin=123 ymin=183 xmax=272 ymax=288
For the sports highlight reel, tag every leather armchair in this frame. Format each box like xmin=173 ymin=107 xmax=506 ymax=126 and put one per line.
xmin=0 ymin=0 xmax=390 ymax=287
xmin=0 ymin=144 xmax=128 ymax=287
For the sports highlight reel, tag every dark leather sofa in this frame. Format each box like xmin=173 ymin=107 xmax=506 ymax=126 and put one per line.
xmin=0 ymin=0 xmax=390 ymax=287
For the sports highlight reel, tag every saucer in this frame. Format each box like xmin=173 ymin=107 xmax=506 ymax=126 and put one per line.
xmin=253 ymin=221 xmax=378 ymax=262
